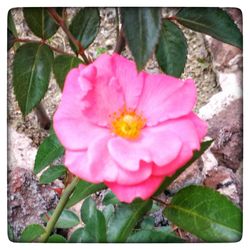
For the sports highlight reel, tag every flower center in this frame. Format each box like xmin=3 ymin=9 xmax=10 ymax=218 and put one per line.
xmin=110 ymin=108 xmax=146 ymax=140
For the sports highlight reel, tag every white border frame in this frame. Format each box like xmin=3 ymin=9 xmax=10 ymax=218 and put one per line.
xmin=1 ymin=1 xmax=249 ymax=250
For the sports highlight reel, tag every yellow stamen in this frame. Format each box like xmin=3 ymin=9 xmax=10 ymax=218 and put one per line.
xmin=110 ymin=107 xmax=146 ymax=140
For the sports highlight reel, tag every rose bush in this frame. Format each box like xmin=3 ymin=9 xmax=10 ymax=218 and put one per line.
xmin=53 ymin=53 xmax=207 ymax=203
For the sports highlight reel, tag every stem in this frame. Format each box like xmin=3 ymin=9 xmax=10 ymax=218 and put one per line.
xmin=15 ymin=38 xmax=75 ymax=56
xmin=114 ymin=27 xmax=125 ymax=54
xmin=151 ymin=197 xmax=169 ymax=206
xmin=35 ymin=103 xmax=51 ymax=130
xmin=39 ymin=177 xmax=79 ymax=242
xmin=47 ymin=8 xmax=91 ymax=64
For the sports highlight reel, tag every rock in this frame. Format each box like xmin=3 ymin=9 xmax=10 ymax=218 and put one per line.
xmin=8 ymin=167 xmax=59 ymax=241
xmin=8 ymin=127 xmax=37 ymax=171
xmin=204 ymin=165 xmax=241 ymax=205
xmin=207 ymin=99 xmax=243 ymax=171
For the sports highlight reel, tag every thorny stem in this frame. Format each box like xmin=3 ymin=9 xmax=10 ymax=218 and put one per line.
xmin=14 ymin=38 xmax=75 ymax=57
xmin=151 ymin=197 xmax=169 ymax=206
xmin=38 ymin=177 xmax=79 ymax=242
xmin=47 ymin=8 xmax=91 ymax=64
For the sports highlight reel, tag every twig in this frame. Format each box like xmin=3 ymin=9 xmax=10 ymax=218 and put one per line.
xmin=15 ymin=37 xmax=75 ymax=57
xmin=47 ymin=8 xmax=91 ymax=64
xmin=35 ymin=103 xmax=51 ymax=130
xmin=151 ymin=197 xmax=169 ymax=206
xmin=114 ymin=27 xmax=126 ymax=54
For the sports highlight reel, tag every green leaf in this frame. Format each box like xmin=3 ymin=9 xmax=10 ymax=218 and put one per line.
xmin=121 ymin=7 xmax=161 ymax=70
xmin=20 ymin=224 xmax=45 ymax=242
xmin=154 ymin=140 xmax=213 ymax=195
xmin=85 ymin=209 xmax=107 ymax=243
xmin=8 ymin=11 xmax=18 ymax=51
xmin=66 ymin=180 xmax=106 ymax=208
xmin=80 ymin=197 xmax=107 ymax=242
xmin=69 ymin=8 xmax=100 ymax=51
xmin=39 ymin=165 xmax=66 ymax=184
xmin=53 ymin=55 xmax=83 ymax=90
xmin=8 ymin=11 xmax=18 ymax=37
xmin=164 ymin=185 xmax=242 ymax=242
xmin=107 ymin=199 xmax=152 ymax=242
xmin=156 ymin=20 xmax=187 ymax=77
xmin=127 ymin=228 xmax=184 ymax=243
xmin=140 ymin=216 xmax=155 ymax=230
xmin=176 ymin=8 xmax=242 ymax=49
xmin=23 ymin=8 xmax=62 ymax=39
xmin=68 ymin=227 xmax=95 ymax=243
xmin=102 ymin=204 xmax=115 ymax=224
xmin=47 ymin=234 xmax=67 ymax=243
xmin=80 ymin=197 xmax=97 ymax=224
xmin=13 ymin=43 xmax=53 ymax=115
xmin=34 ymin=134 xmax=64 ymax=174
xmin=42 ymin=209 xmax=80 ymax=229
xmin=102 ymin=190 xmax=119 ymax=206
xmin=8 ymin=224 xmax=14 ymax=242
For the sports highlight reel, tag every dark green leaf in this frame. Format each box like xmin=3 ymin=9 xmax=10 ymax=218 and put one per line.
xmin=68 ymin=227 xmax=95 ymax=243
xmin=85 ymin=209 xmax=107 ymax=243
xmin=23 ymin=8 xmax=62 ymax=39
xmin=176 ymin=8 xmax=242 ymax=49
xmin=140 ymin=216 xmax=155 ymax=230
xmin=102 ymin=190 xmax=119 ymax=206
xmin=8 ymin=11 xmax=18 ymax=51
xmin=34 ymin=134 xmax=64 ymax=174
xmin=164 ymin=185 xmax=242 ymax=242
xmin=156 ymin=20 xmax=187 ymax=77
xmin=13 ymin=43 xmax=53 ymax=115
xmin=47 ymin=234 xmax=67 ymax=243
xmin=80 ymin=197 xmax=97 ymax=224
xmin=8 ymin=224 xmax=14 ymax=242
xmin=53 ymin=55 xmax=83 ymax=90
xmin=66 ymin=180 xmax=106 ymax=208
xmin=42 ymin=209 xmax=80 ymax=229
xmin=154 ymin=140 xmax=213 ymax=195
xmin=102 ymin=204 xmax=115 ymax=224
xmin=39 ymin=165 xmax=66 ymax=184
xmin=69 ymin=8 xmax=100 ymax=51
xmin=127 ymin=228 xmax=184 ymax=243
xmin=107 ymin=199 xmax=152 ymax=242
xmin=20 ymin=224 xmax=45 ymax=242
xmin=8 ymin=29 xmax=15 ymax=51
xmin=8 ymin=11 xmax=18 ymax=37
xmin=121 ymin=7 xmax=161 ymax=70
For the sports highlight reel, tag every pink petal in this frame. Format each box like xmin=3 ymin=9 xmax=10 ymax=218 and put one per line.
xmin=136 ymin=75 xmax=196 ymax=126
xmin=105 ymin=175 xmax=165 ymax=203
xmin=108 ymin=128 xmax=182 ymax=171
xmin=53 ymin=65 xmax=108 ymax=150
xmin=111 ymin=53 xmax=144 ymax=109
xmin=189 ymin=112 xmax=208 ymax=140
xmin=64 ymin=133 xmax=118 ymax=183
xmin=152 ymin=144 xmax=193 ymax=176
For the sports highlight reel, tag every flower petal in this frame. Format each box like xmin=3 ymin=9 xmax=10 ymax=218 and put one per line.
xmin=108 ymin=128 xmax=182 ymax=171
xmin=54 ymin=65 xmax=109 ymax=150
xmin=136 ymin=74 xmax=196 ymax=126
xmin=111 ymin=53 xmax=144 ymax=109
xmin=64 ymin=133 xmax=118 ymax=183
xmin=105 ymin=175 xmax=165 ymax=203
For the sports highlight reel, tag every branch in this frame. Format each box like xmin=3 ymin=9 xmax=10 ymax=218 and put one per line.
xmin=15 ymin=38 xmax=75 ymax=57
xmin=47 ymin=8 xmax=91 ymax=64
xmin=114 ymin=27 xmax=126 ymax=54
xmin=38 ymin=177 xmax=79 ymax=242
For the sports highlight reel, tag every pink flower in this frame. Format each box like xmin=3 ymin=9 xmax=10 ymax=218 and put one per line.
xmin=53 ymin=53 xmax=207 ymax=203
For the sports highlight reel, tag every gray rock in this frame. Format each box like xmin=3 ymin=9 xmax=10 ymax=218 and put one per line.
xmin=8 ymin=167 xmax=59 ymax=241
